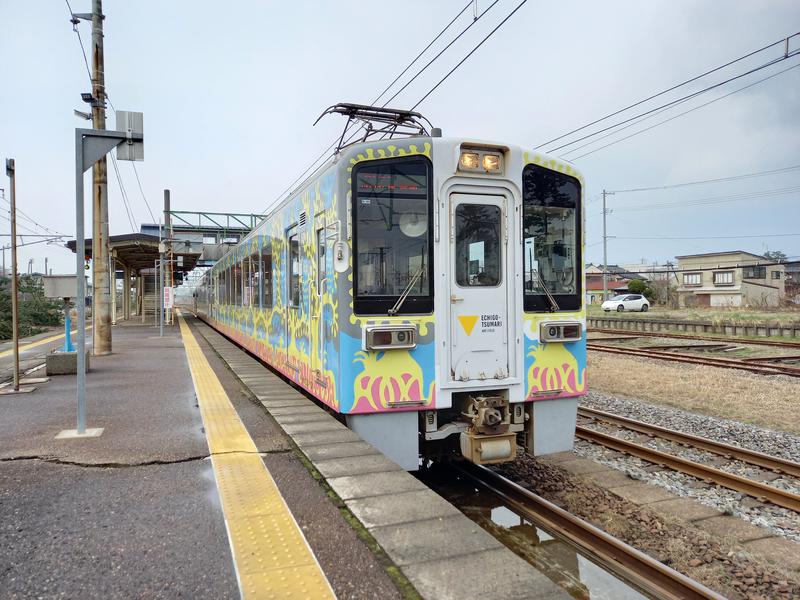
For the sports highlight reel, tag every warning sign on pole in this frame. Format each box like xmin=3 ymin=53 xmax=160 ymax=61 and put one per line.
xmin=163 ymin=286 xmax=173 ymax=309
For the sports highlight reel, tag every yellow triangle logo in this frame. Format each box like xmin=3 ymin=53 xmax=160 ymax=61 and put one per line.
xmin=458 ymin=315 xmax=478 ymax=336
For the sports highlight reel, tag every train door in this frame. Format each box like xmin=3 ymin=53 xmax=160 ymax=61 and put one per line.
xmin=311 ymin=217 xmax=327 ymax=383
xmin=285 ymin=226 xmax=301 ymax=370
xmin=448 ymin=194 xmax=510 ymax=381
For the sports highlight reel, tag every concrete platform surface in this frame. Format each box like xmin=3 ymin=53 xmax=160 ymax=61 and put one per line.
xmin=191 ymin=316 xmax=570 ymax=600
xmin=0 ymin=319 xmax=404 ymax=599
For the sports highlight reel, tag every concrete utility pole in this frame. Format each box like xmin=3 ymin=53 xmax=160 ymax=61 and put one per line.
xmin=91 ymin=0 xmax=112 ymax=355
xmin=6 ymin=159 xmax=20 ymax=391
xmin=602 ymin=189 xmax=609 ymax=301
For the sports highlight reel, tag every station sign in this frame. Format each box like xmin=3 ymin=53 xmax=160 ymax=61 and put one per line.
xmin=163 ymin=286 xmax=174 ymax=309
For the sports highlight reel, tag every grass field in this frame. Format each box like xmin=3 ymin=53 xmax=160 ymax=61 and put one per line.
xmin=588 ymin=304 xmax=800 ymax=327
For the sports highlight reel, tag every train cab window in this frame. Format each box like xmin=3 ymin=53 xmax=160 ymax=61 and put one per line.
xmin=455 ymin=204 xmax=501 ymax=287
xmin=289 ymin=234 xmax=300 ymax=307
xmin=261 ymin=244 xmax=273 ymax=308
xmin=353 ymin=157 xmax=434 ymax=314
xmin=522 ymin=164 xmax=582 ymax=312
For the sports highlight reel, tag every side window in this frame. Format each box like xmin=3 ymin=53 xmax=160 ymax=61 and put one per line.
xmin=289 ymin=234 xmax=300 ymax=307
xmin=248 ymin=252 xmax=260 ymax=307
xmin=262 ymin=244 xmax=273 ymax=308
xmin=317 ymin=227 xmax=326 ymax=296
xmin=233 ymin=262 xmax=242 ymax=306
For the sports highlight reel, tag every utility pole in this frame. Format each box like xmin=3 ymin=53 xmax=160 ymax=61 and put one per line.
xmin=6 ymin=159 xmax=20 ymax=391
xmin=602 ymin=189 xmax=612 ymax=301
xmin=91 ymin=0 xmax=112 ymax=356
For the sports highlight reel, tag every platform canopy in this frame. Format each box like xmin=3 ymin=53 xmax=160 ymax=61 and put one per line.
xmin=66 ymin=233 xmax=200 ymax=276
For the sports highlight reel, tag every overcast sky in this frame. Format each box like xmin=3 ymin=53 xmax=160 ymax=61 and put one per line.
xmin=1 ymin=0 xmax=798 ymax=275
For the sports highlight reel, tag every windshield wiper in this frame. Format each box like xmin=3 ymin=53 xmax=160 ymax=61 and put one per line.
xmin=536 ymin=271 xmax=560 ymax=312
xmin=388 ymin=266 xmax=425 ymax=316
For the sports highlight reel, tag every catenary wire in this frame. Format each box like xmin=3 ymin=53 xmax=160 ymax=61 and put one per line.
xmin=262 ymin=1 xmax=491 ymax=214
xmin=546 ymin=50 xmax=800 ymax=154
xmin=611 ymin=185 xmax=800 ymax=212
xmin=609 ymin=164 xmax=800 ymax=194
xmin=372 ymin=0 xmax=474 ymax=106
xmin=411 ymin=0 xmax=528 ymax=111
xmin=535 ymin=31 xmax=800 ymax=149
xmin=569 ymin=61 xmax=800 ymax=160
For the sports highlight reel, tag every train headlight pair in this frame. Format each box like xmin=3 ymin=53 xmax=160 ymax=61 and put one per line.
xmin=458 ymin=149 xmax=503 ymax=174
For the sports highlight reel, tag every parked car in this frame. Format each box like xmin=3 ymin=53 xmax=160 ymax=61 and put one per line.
xmin=602 ymin=294 xmax=649 ymax=312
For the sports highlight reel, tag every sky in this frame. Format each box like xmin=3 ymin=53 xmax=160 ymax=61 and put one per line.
xmin=0 ymin=0 xmax=799 ymax=276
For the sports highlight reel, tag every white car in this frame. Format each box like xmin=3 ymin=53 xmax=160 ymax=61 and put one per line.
xmin=602 ymin=294 xmax=649 ymax=312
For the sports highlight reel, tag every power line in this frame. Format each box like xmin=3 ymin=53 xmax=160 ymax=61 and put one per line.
xmin=609 ymin=163 xmax=800 ymax=194
xmin=411 ymin=0 xmax=529 ymax=111
xmin=110 ymin=154 xmax=138 ymax=233
xmin=615 ymin=233 xmax=800 ymax=240
xmin=262 ymin=1 xmax=489 ymax=215
xmin=535 ymin=31 xmax=800 ymax=150
xmin=612 ymin=185 xmax=800 ymax=212
xmin=131 ymin=163 xmax=157 ymax=224
xmin=384 ymin=0 xmax=501 ymax=108
xmin=65 ymin=0 xmax=93 ymax=87
xmin=568 ymin=61 xmax=800 ymax=160
xmin=546 ymin=49 xmax=800 ymax=154
xmin=372 ymin=0 xmax=473 ymax=106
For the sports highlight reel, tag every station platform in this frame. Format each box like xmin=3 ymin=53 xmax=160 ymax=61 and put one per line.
xmin=0 ymin=314 xmax=564 ymax=599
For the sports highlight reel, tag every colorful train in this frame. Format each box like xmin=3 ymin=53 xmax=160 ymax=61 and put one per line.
xmin=194 ymin=105 xmax=586 ymax=470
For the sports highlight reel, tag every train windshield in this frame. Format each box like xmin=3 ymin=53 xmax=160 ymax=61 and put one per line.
xmin=522 ymin=164 xmax=582 ymax=312
xmin=353 ymin=157 xmax=434 ymax=314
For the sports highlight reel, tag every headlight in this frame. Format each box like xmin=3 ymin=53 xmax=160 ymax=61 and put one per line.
xmin=459 ymin=152 xmax=480 ymax=170
xmin=482 ymin=153 xmax=501 ymax=172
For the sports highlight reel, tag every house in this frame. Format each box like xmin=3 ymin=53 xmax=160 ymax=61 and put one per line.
xmin=785 ymin=262 xmax=800 ymax=305
xmin=585 ymin=264 xmax=646 ymax=304
xmin=674 ymin=251 xmax=785 ymax=308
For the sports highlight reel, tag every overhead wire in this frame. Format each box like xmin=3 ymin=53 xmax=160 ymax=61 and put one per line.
xmin=609 ymin=164 xmax=800 ymax=194
xmin=262 ymin=0 xmax=490 ymax=215
xmin=535 ymin=31 xmax=800 ymax=150
xmin=411 ymin=0 xmax=528 ymax=111
xmin=611 ymin=185 xmax=800 ymax=212
xmin=546 ymin=49 xmax=800 ymax=154
xmin=568 ymin=61 xmax=800 ymax=160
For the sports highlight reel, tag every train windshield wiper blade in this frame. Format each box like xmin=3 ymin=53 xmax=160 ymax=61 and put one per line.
xmin=537 ymin=272 xmax=560 ymax=312
xmin=388 ymin=266 xmax=425 ymax=316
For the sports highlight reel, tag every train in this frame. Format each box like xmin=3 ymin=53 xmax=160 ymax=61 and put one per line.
xmin=194 ymin=104 xmax=586 ymax=470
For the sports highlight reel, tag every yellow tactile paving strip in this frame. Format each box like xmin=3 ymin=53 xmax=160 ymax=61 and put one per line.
xmin=177 ymin=313 xmax=335 ymax=600
xmin=0 ymin=326 xmax=91 ymax=358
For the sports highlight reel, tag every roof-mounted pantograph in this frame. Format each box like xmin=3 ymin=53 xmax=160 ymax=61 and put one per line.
xmin=314 ymin=103 xmax=436 ymax=153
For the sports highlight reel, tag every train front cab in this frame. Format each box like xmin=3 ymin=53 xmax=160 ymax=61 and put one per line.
xmin=347 ymin=138 xmax=586 ymax=470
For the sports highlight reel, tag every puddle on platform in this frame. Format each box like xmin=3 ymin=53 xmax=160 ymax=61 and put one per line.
xmin=421 ymin=468 xmax=649 ymax=600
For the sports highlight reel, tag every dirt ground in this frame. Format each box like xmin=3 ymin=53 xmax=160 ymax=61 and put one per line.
xmin=587 ymin=352 xmax=800 ymax=435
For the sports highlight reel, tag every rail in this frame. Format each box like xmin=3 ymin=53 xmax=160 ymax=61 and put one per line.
xmin=586 ymin=342 xmax=800 ymax=377
xmin=575 ymin=426 xmax=800 ymax=512
xmin=589 ymin=326 xmax=800 ymax=349
xmin=578 ymin=406 xmax=800 ymax=478
xmin=455 ymin=463 xmax=726 ymax=600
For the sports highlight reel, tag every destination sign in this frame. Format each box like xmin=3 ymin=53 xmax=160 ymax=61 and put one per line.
xmin=356 ymin=170 xmax=427 ymax=196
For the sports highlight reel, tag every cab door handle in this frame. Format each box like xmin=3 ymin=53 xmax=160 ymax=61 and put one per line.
xmin=450 ymin=295 xmax=464 ymax=303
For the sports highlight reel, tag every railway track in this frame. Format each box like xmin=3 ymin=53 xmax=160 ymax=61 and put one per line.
xmin=589 ymin=327 xmax=800 ymax=349
xmin=576 ymin=409 xmax=800 ymax=513
xmin=455 ymin=462 xmax=725 ymax=600
xmin=586 ymin=342 xmax=800 ymax=378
